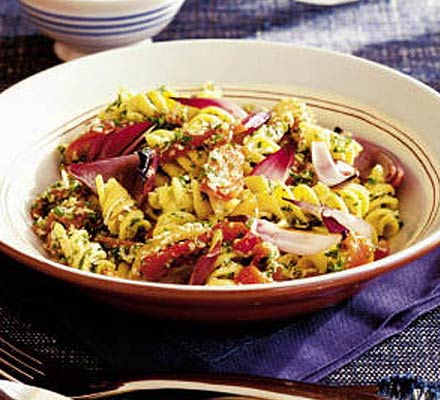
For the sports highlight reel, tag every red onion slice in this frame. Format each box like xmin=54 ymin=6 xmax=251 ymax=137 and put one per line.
xmin=311 ymin=141 xmax=356 ymax=187
xmin=252 ymin=219 xmax=341 ymax=255
xmin=68 ymin=148 xmax=158 ymax=206
xmin=321 ymin=211 xmax=349 ymax=237
xmin=171 ymin=97 xmax=247 ymax=119
xmin=65 ymin=122 xmax=153 ymax=164
xmin=242 ymin=111 xmax=271 ymax=131
xmin=189 ymin=241 xmax=222 ymax=285
xmin=65 ymin=131 xmax=107 ymax=164
xmin=335 ymin=160 xmax=356 ymax=177
xmin=321 ymin=208 xmax=374 ymax=240
xmin=354 ymin=137 xmax=405 ymax=189
xmin=285 ymin=199 xmax=374 ymax=241
xmin=68 ymin=154 xmax=139 ymax=193
xmin=251 ymin=142 xmax=296 ymax=182
xmin=99 ymin=121 xmax=153 ymax=159
xmin=233 ymin=111 xmax=272 ymax=145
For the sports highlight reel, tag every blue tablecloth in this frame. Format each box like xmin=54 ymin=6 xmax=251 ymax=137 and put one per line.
xmin=1 ymin=0 xmax=440 ymax=392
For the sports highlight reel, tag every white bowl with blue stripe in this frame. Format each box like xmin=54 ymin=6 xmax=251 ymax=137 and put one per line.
xmin=19 ymin=0 xmax=186 ymax=60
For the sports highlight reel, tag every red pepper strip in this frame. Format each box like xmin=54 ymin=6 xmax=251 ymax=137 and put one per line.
xmin=65 ymin=131 xmax=107 ymax=164
xmin=218 ymin=221 xmax=249 ymax=242
xmin=343 ymin=234 xmax=375 ymax=269
xmin=374 ymin=247 xmax=389 ymax=261
xmin=140 ymin=221 xmax=252 ymax=282
xmin=232 ymin=231 xmax=262 ymax=255
xmin=234 ymin=241 xmax=273 ymax=284
xmin=189 ymin=239 xmax=222 ymax=285
xmin=234 ymin=265 xmax=266 ymax=284
xmin=141 ymin=221 xmax=250 ymax=282
xmin=233 ymin=111 xmax=271 ymax=145
xmin=250 ymin=242 xmax=273 ymax=269
xmin=140 ymin=232 xmax=211 ymax=282
xmin=374 ymin=240 xmax=390 ymax=261
xmin=99 ymin=121 xmax=153 ymax=160
xmin=272 ymin=267 xmax=290 ymax=282
xmin=159 ymin=129 xmax=218 ymax=163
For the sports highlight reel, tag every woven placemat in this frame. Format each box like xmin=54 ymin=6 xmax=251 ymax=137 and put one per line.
xmin=1 ymin=258 xmax=440 ymax=389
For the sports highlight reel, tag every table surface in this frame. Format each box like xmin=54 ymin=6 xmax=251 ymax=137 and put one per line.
xmin=1 ymin=0 xmax=440 ymax=394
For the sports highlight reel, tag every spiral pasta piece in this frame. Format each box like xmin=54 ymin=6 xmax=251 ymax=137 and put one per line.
xmin=276 ymin=98 xmax=315 ymax=138
xmin=313 ymin=182 xmax=349 ymax=212
xmin=296 ymin=253 xmax=329 ymax=277
xmin=149 ymin=177 xmax=199 ymax=214
xmin=206 ymin=250 xmax=241 ymax=286
xmin=365 ymin=208 xmax=400 ymax=238
xmin=293 ymin=178 xmax=400 ymax=240
xmin=293 ymin=181 xmax=371 ymax=227
xmin=145 ymin=128 xmax=179 ymax=150
xmin=149 ymin=175 xmax=246 ymax=219
xmin=364 ymin=165 xmax=401 ymax=238
xmin=49 ymin=222 xmax=115 ymax=274
xmin=184 ymin=106 xmax=236 ymax=137
xmin=132 ymin=221 xmax=211 ymax=273
xmin=243 ymin=98 xmax=304 ymax=164
xmin=243 ymin=133 xmax=281 ymax=164
xmin=302 ymin=124 xmax=362 ymax=165
xmin=99 ymin=88 xmax=188 ymax=125
xmin=153 ymin=211 xmax=196 ymax=236
xmin=145 ymin=103 xmax=235 ymax=152
xmin=334 ymin=183 xmax=370 ymax=217
xmin=31 ymin=83 xmax=405 ymax=285
xmin=96 ymin=176 xmax=151 ymax=240
xmin=292 ymin=184 xmax=320 ymax=205
xmin=244 ymin=176 xmax=308 ymax=224
xmin=160 ymin=150 xmax=208 ymax=179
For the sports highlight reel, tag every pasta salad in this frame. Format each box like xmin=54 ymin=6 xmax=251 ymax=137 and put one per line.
xmin=31 ymin=83 xmax=404 ymax=285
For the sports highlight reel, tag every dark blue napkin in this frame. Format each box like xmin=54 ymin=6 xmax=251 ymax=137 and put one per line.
xmin=32 ymin=247 xmax=439 ymax=382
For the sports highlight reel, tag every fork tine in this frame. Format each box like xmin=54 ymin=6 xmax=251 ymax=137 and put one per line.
xmin=0 ymin=367 xmax=20 ymax=382
xmin=0 ymin=336 xmax=43 ymax=366
xmin=0 ymin=336 xmax=46 ymax=382
xmin=0 ymin=348 xmax=45 ymax=377
xmin=0 ymin=355 xmax=37 ymax=381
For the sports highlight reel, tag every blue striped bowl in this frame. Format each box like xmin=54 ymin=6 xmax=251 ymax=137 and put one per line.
xmin=19 ymin=0 xmax=186 ymax=60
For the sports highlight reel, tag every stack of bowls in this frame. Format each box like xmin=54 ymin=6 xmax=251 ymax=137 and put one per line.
xmin=19 ymin=0 xmax=186 ymax=60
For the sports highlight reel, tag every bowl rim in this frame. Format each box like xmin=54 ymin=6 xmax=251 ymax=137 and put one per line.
xmin=20 ymin=0 xmax=182 ymax=5
xmin=1 ymin=38 xmax=439 ymax=295
xmin=19 ymin=0 xmax=184 ymax=11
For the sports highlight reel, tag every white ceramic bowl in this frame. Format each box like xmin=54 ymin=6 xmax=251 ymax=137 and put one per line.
xmin=19 ymin=0 xmax=186 ymax=60
xmin=0 ymin=40 xmax=439 ymax=322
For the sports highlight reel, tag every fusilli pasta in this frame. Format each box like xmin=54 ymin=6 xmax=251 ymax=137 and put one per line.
xmin=31 ymin=83 xmax=405 ymax=286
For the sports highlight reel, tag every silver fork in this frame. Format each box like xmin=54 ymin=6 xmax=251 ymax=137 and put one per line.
xmin=0 ymin=333 xmax=384 ymax=400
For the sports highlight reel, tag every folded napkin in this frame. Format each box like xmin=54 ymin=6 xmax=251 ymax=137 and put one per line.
xmin=3 ymin=247 xmax=437 ymax=382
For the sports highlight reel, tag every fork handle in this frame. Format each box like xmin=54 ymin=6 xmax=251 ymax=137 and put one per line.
xmin=72 ymin=373 xmax=382 ymax=400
